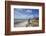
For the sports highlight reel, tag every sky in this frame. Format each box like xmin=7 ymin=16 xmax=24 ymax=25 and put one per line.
xmin=14 ymin=8 xmax=39 ymax=19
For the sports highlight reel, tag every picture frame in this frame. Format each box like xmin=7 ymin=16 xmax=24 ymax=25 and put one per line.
xmin=5 ymin=1 xmax=45 ymax=35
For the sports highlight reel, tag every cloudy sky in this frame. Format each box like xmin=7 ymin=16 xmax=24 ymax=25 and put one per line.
xmin=14 ymin=8 xmax=39 ymax=19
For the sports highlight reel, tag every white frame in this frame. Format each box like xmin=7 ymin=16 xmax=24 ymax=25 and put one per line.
xmin=11 ymin=5 xmax=42 ymax=32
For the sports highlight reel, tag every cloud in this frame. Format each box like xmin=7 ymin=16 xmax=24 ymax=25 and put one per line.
xmin=14 ymin=8 xmax=38 ymax=19
xmin=15 ymin=12 xmax=34 ymax=19
xmin=15 ymin=11 xmax=27 ymax=19
xmin=25 ymin=10 xmax=32 ymax=13
xmin=27 ymin=15 xmax=34 ymax=19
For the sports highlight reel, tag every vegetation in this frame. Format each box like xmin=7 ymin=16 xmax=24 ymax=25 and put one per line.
xmin=26 ymin=17 xmax=39 ymax=27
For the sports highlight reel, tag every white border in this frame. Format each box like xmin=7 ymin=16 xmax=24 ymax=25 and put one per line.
xmin=11 ymin=5 xmax=42 ymax=31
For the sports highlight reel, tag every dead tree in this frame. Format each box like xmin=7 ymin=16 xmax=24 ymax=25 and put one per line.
xmin=26 ymin=18 xmax=31 ymax=27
